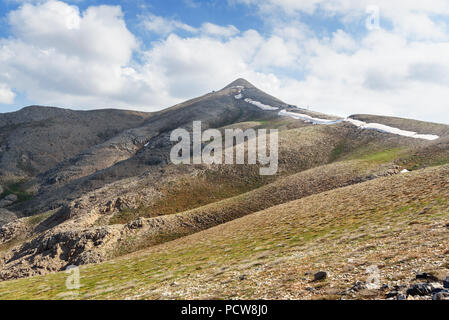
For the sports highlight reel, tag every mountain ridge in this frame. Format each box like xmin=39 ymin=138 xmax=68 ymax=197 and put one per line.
xmin=0 ymin=78 xmax=448 ymax=298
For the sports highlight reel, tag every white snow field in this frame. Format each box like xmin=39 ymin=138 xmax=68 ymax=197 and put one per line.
xmin=228 ymin=83 xmax=438 ymax=141
xmin=279 ymin=110 xmax=439 ymax=141
xmin=278 ymin=110 xmax=343 ymax=125
xmin=244 ymin=98 xmax=279 ymax=111
xmin=345 ymin=118 xmax=439 ymax=141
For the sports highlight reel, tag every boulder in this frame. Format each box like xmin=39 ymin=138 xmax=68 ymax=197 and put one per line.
xmin=238 ymin=274 xmax=247 ymax=281
xmin=416 ymin=272 xmax=439 ymax=282
xmin=4 ymin=194 xmax=17 ymax=202
xmin=0 ymin=194 xmax=18 ymax=208
xmin=432 ymin=290 xmax=449 ymax=300
xmin=313 ymin=271 xmax=327 ymax=281
xmin=0 ymin=208 xmax=18 ymax=226
xmin=406 ymin=283 xmax=434 ymax=296
xmin=386 ymin=290 xmax=399 ymax=298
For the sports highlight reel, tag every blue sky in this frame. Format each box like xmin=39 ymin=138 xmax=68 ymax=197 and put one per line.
xmin=1 ymin=1 xmax=449 ymax=123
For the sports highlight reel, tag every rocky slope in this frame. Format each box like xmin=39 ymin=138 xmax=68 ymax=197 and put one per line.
xmin=0 ymin=106 xmax=152 ymax=180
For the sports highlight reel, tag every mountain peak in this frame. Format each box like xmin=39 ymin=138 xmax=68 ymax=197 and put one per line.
xmin=224 ymin=78 xmax=256 ymax=89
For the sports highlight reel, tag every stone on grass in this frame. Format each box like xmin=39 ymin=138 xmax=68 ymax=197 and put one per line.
xmin=313 ymin=271 xmax=327 ymax=281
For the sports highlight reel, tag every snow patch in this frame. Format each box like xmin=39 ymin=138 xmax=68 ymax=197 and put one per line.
xmin=401 ymin=169 xmax=410 ymax=173
xmin=278 ymin=110 xmax=342 ymax=125
xmin=345 ymin=118 xmax=439 ymax=141
xmin=279 ymin=111 xmax=439 ymax=141
xmin=230 ymin=85 xmax=244 ymax=100
xmin=244 ymin=98 xmax=278 ymax=111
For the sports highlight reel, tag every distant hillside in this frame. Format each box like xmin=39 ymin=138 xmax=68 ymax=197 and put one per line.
xmin=0 ymin=106 xmax=152 ymax=179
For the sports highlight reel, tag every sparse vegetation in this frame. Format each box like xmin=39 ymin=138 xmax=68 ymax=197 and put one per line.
xmin=26 ymin=209 xmax=57 ymax=227
xmin=1 ymin=80 xmax=449 ymax=301
xmin=0 ymin=180 xmax=34 ymax=203
xmin=1 ymin=164 xmax=448 ymax=299
xmin=347 ymin=147 xmax=406 ymax=164
xmin=109 ymin=172 xmax=272 ymax=225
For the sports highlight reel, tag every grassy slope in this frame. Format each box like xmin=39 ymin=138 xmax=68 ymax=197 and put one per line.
xmin=110 ymin=159 xmax=399 ymax=256
xmin=1 ymin=164 xmax=448 ymax=300
xmin=1 ymin=115 xmax=448 ymax=297
xmin=107 ymin=120 xmax=409 ymax=225
xmin=106 ymin=122 xmax=344 ymax=224
xmin=103 ymin=121 xmax=413 ymax=256
xmin=0 ymin=119 xmax=414 ymax=280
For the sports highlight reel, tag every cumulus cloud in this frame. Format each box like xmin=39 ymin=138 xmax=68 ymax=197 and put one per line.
xmin=0 ymin=84 xmax=15 ymax=104
xmin=0 ymin=1 xmax=168 ymax=109
xmin=141 ymin=31 xmax=275 ymax=99
xmin=231 ymin=0 xmax=449 ymax=18
xmin=200 ymin=23 xmax=239 ymax=37
xmin=142 ymin=13 xmax=197 ymax=36
xmin=260 ymin=28 xmax=449 ymax=123
xmin=141 ymin=14 xmax=239 ymax=38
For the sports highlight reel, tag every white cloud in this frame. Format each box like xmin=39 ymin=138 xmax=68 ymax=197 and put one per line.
xmin=183 ymin=0 xmax=201 ymax=8
xmin=141 ymin=32 xmax=265 ymax=99
xmin=0 ymin=1 xmax=169 ymax=109
xmin=251 ymin=35 xmax=301 ymax=70
xmin=231 ymin=0 xmax=449 ymax=18
xmin=331 ymin=30 xmax=357 ymax=52
xmin=392 ymin=13 xmax=448 ymax=41
xmin=142 ymin=14 xmax=239 ymax=38
xmin=260 ymin=29 xmax=449 ymax=123
xmin=9 ymin=1 xmax=136 ymax=64
xmin=142 ymin=13 xmax=197 ymax=36
xmin=200 ymin=23 xmax=239 ymax=37
xmin=0 ymin=84 xmax=15 ymax=104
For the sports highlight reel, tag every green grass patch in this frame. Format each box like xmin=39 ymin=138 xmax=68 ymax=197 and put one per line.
xmin=0 ymin=180 xmax=34 ymax=204
xmin=352 ymin=148 xmax=405 ymax=164
xmin=26 ymin=209 xmax=58 ymax=227
xmin=109 ymin=172 xmax=272 ymax=225
xmin=399 ymin=152 xmax=449 ymax=171
xmin=330 ymin=140 xmax=347 ymax=162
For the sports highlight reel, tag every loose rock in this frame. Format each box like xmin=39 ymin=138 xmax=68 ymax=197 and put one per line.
xmin=444 ymin=277 xmax=449 ymax=289
xmin=313 ymin=271 xmax=327 ymax=281
xmin=386 ymin=290 xmax=398 ymax=298
xmin=406 ymin=283 xmax=433 ymax=296
xmin=350 ymin=281 xmax=366 ymax=292
xmin=416 ymin=272 xmax=439 ymax=282
xmin=0 ymin=194 xmax=18 ymax=208
xmin=432 ymin=290 xmax=449 ymax=301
